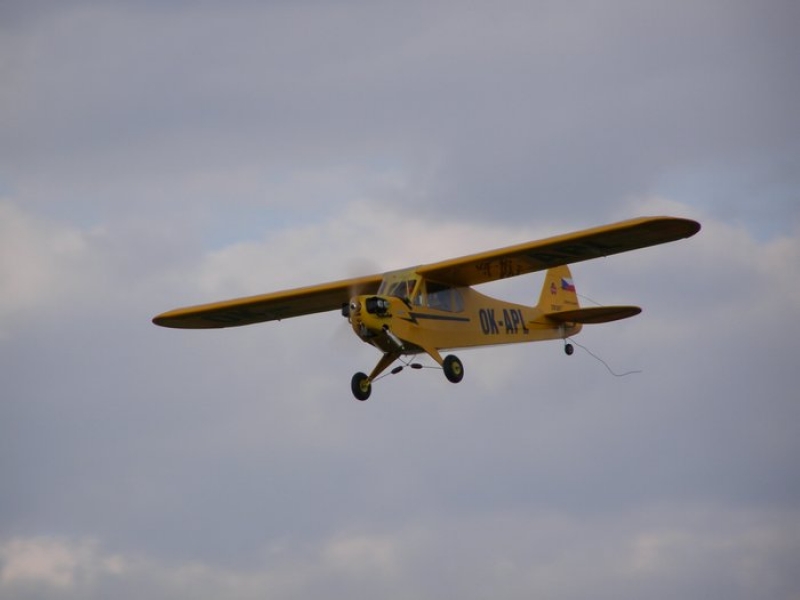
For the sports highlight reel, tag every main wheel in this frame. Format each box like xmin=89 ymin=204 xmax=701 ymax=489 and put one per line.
xmin=443 ymin=355 xmax=464 ymax=383
xmin=351 ymin=372 xmax=371 ymax=401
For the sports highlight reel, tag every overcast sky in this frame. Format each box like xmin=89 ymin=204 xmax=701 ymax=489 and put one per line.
xmin=2 ymin=1 xmax=799 ymax=598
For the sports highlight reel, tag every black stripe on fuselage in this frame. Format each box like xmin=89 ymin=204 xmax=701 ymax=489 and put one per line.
xmin=400 ymin=312 xmax=471 ymax=324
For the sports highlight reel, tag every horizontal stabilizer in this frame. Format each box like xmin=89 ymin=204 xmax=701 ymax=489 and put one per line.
xmin=545 ymin=305 xmax=641 ymax=324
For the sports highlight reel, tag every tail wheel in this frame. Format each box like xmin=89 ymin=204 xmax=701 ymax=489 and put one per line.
xmin=564 ymin=343 xmax=574 ymax=356
xmin=351 ymin=372 xmax=371 ymax=401
xmin=443 ymin=355 xmax=464 ymax=383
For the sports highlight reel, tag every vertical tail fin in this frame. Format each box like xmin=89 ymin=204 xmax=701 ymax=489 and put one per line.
xmin=538 ymin=265 xmax=642 ymax=324
xmin=537 ymin=265 xmax=580 ymax=313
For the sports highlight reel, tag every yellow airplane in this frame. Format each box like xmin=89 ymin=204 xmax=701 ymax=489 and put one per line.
xmin=153 ymin=216 xmax=700 ymax=400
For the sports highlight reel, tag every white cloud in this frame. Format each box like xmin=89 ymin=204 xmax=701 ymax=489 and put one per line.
xmin=0 ymin=202 xmax=96 ymax=321
xmin=322 ymin=533 xmax=403 ymax=579
xmin=194 ymin=200 xmax=549 ymax=298
xmin=2 ymin=508 xmax=797 ymax=600
xmin=0 ymin=536 xmax=127 ymax=589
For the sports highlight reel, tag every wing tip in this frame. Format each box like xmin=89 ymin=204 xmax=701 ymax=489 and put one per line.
xmin=151 ymin=310 xmax=224 ymax=329
xmin=648 ymin=215 xmax=701 ymax=239
xmin=152 ymin=312 xmax=186 ymax=329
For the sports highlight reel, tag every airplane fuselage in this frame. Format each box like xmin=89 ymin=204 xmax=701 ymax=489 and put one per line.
xmin=348 ymin=283 xmax=581 ymax=361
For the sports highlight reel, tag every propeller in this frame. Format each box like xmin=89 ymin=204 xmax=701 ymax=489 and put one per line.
xmin=330 ymin=258 xmax=382 ymax=346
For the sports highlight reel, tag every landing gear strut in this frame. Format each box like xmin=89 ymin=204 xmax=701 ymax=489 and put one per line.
xmin=350 ymin=351 xmax=401 ymax=401
xmin=350 ymin=351 xmax=465 ymax=400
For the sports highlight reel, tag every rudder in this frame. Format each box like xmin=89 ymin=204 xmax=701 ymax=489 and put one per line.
xmin=537 ymin=265 xmax=580 ymax=314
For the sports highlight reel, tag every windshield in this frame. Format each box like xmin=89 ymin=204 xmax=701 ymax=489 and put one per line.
xmin=386 ymin=279 xmax=416 ymax=299
xmin=378 ymin=275 xmax=419 ymax=302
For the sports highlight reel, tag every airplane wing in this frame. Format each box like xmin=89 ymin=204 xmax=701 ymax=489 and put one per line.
xmin=152 ymin=274 xmax=382 ymax=329
xmin=417 ymin=216 xmax=700 ymax=286
xmin=154 ymin=216 xmax=698 ymax=329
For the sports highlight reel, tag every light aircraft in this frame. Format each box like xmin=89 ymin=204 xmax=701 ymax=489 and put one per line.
xmin=153 ymin=216 xmax=700 ymax=400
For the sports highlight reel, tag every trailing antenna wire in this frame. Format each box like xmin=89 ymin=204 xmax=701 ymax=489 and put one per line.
xmin=566 ymin=337 xmax=642 ymax=378
xmin=578 ymin=293 xmax=604 ymax=307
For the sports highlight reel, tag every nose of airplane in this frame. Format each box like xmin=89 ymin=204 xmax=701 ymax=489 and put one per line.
xmin=349 ymin=295 xmax=392 ymax=341
xmin=348 ymin=296 xmax=369 ymax=340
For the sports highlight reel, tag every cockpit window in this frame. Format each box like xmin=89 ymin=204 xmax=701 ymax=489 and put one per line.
xmin=426 ymin=282 xmax=464 ymax=313
xmin=379 ymin=278 xmax=418 ymax=301
xmin=376 ymin=275 xmax=462 ymax=312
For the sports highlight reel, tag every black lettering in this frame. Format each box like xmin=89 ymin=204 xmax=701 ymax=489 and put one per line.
xmin=517 ymin=309 xmax=529 ymax=334
xmin=475 ymin=261 xmax=493 ymax=278
xmin=479 ymin=309 xmax=491 ymax=334
xmin=488 ymin=309 xmax=499 ymax=334
xmin=499 ymin=259 xmax=521 ymax=279
xmin=479 ymin=309 xmax=500 ymax=334
xmin=503 ymin=309 xmax=515 ymax=334
xmin=488 ymin=310 xmax=499 ymax=334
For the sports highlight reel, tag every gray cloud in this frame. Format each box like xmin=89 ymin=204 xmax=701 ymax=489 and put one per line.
xmin=3 ymin=200 xmax=799 ymax=598
xmin=3 ymin=1 xmax=797 ymax=229
xmin=2 ymin=1 xmax=799 ymax=598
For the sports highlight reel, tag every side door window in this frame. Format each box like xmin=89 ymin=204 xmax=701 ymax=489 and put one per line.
xmin=426 ymin=283 xmax=464 ymax=313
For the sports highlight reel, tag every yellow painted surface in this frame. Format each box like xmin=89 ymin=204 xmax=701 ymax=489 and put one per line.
xmin=153 ymin=216 xmax=700 ymax=384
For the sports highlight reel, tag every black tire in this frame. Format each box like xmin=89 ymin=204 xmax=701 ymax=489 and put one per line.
xmin=351 ymin=372 xmax=371 ymax=401
xmin=443 ymin=355 xmax=464 ymax=384
xmin=564 ymin=343 xmax=574 ymax=356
